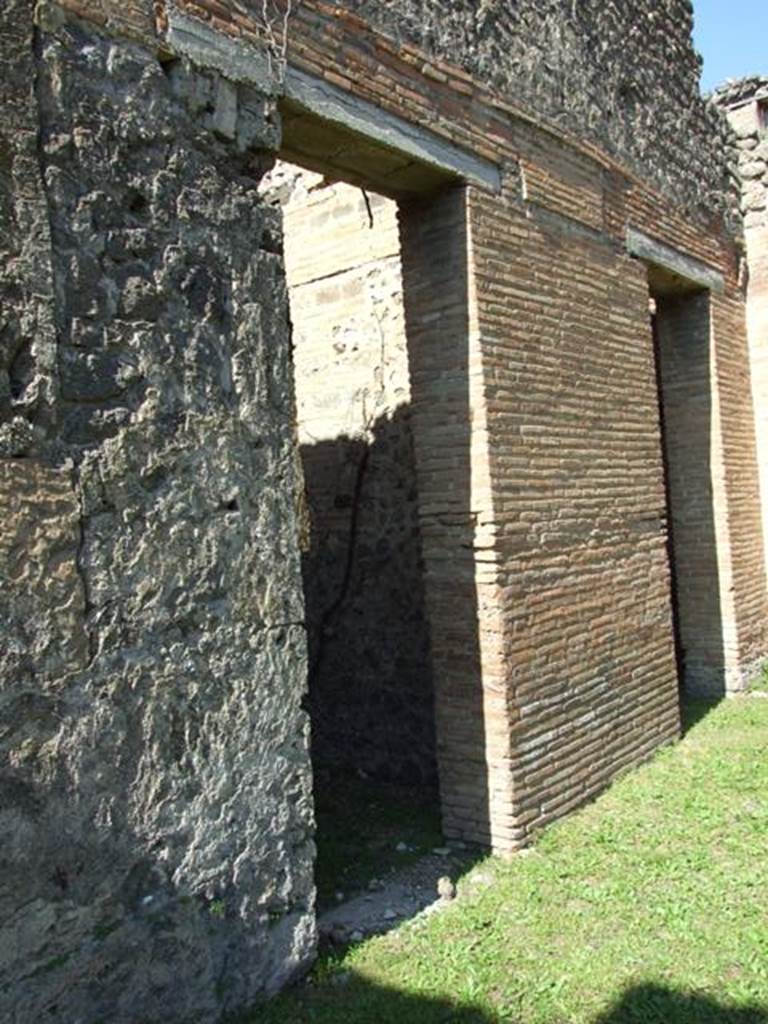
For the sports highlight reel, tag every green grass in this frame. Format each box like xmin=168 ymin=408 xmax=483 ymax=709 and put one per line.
xmin=251 ymin=698 xmax=768 ymax=1023
xmin=748 ymin=660 xmax=768 ymax=694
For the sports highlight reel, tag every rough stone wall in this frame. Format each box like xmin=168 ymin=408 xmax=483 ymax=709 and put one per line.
xmin=261 ymin=164 xmax=436 ymax=786
xmin=717 ymin=79 xmax=768 ymax=234
xmin=0 ymin=0 xmax=59 ymax=459
xmin=337 ymin=0 xmax=735 ymax=225
xmin=0 ymin=8 xmax=314 ymax=1022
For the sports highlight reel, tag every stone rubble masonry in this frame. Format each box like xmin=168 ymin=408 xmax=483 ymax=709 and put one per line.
xmin=1 ymin=3 xmax=314 ymax=1022
xmin=715 ymin=80 xmax=768 ymax=589
xmin=1 ymin=0 xmax=767 ymax=1021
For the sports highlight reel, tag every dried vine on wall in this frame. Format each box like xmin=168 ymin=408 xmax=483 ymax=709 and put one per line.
xmin=257 ymin=0 xmax=294 ymax=83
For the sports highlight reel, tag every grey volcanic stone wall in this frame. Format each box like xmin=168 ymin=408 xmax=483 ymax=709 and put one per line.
xmin=0 ymin=0 xmax=59 ymax=459
xmin=341 ymin=0 xmax=735 ymax=224
xmin=0 ymin=6 xmax=314 ymax=1022
xmin=715 ymin=78 xmax=768 ymax=235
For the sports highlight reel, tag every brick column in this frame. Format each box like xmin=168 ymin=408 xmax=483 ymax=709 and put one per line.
xmin=719 ymin=88 xmax=768 ymax=590
xmin=654 ymin=291 xmax=738 ymax=694
xmin=709 ymin=287 xmax=768 ymax=685
xmin=747 ymin=222 xmax=768 ymax=572
xmin=399 ymin=187 xmax=515 ymax=849
xmin=653 ymin=281 xmax=766 ymax=696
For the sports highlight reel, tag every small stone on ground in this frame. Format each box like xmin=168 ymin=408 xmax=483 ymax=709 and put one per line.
xmin=317 ymin=848 xmax=477 ymax=946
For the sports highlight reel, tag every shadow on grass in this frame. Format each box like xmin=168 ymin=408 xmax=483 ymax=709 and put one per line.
xmin=680 ymin=697 xmax=721 ymax=736
xmin=594 ymin=983 xmax=768 ymax=1024
xmin=240 ymin=974 xmax=495 ymax=1024
xmin=235 ymin=978 xmax=768 ymax=1024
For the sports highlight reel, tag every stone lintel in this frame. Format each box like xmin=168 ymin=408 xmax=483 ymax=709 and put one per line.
xmin=283 ymin=67 xmax=502 ymax=193
xmin=164 ymin=10 xmax=501 ymax=194
xmin=165 ymin=9 xmax=274 ymax=90
xmin=626 ymin=227 xmax=726 ymax=294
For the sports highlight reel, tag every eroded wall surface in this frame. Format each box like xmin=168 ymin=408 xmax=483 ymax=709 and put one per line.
xmin=338 ymin=0 xmax=734 ymax=223
xmin=0 ymin=7 xmax=314 ymax=1022
xmin=262 ymin=164 xmax=436 ymax=786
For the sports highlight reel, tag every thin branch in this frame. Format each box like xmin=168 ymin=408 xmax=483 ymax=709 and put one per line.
xmin=258 ymin=0 xmax=294 ymax=85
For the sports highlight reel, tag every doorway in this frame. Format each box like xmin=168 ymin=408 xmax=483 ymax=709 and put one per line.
xmin=649 ymin=271 xmax=726 ymax=697
xmin=260 ymin=161 xmax=443 ymax=905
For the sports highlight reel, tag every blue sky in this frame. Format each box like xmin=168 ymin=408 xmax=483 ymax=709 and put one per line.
xmin=692 ymin=0 xmax=768 ymax=92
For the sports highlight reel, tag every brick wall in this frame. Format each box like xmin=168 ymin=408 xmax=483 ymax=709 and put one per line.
xmin=716 ymin=82 xmax=768 ymax=598
xmin=710 ymin=287 xmax=768 ymax=680
xmin=654 ymin=291 xmax=727 ymax=695
xmin=159 ymin=0 xmax=737 ymax=228
xmin=399 ymin=185 xmax=512 ymax=847
xmin=332 ymin=0 xmax=735 ymax=226
xmin=469 ymin=186 xmax=681 ymax=839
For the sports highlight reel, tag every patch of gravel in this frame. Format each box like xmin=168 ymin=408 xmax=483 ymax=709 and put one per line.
xmin=317 ymin=845 xmax=477 ymax=946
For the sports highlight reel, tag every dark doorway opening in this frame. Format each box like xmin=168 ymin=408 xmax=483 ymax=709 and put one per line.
xmin=260 ymin=162 xmax=441 ymax=907
xmin=649 ymin=269 xmax=726 ymax=699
